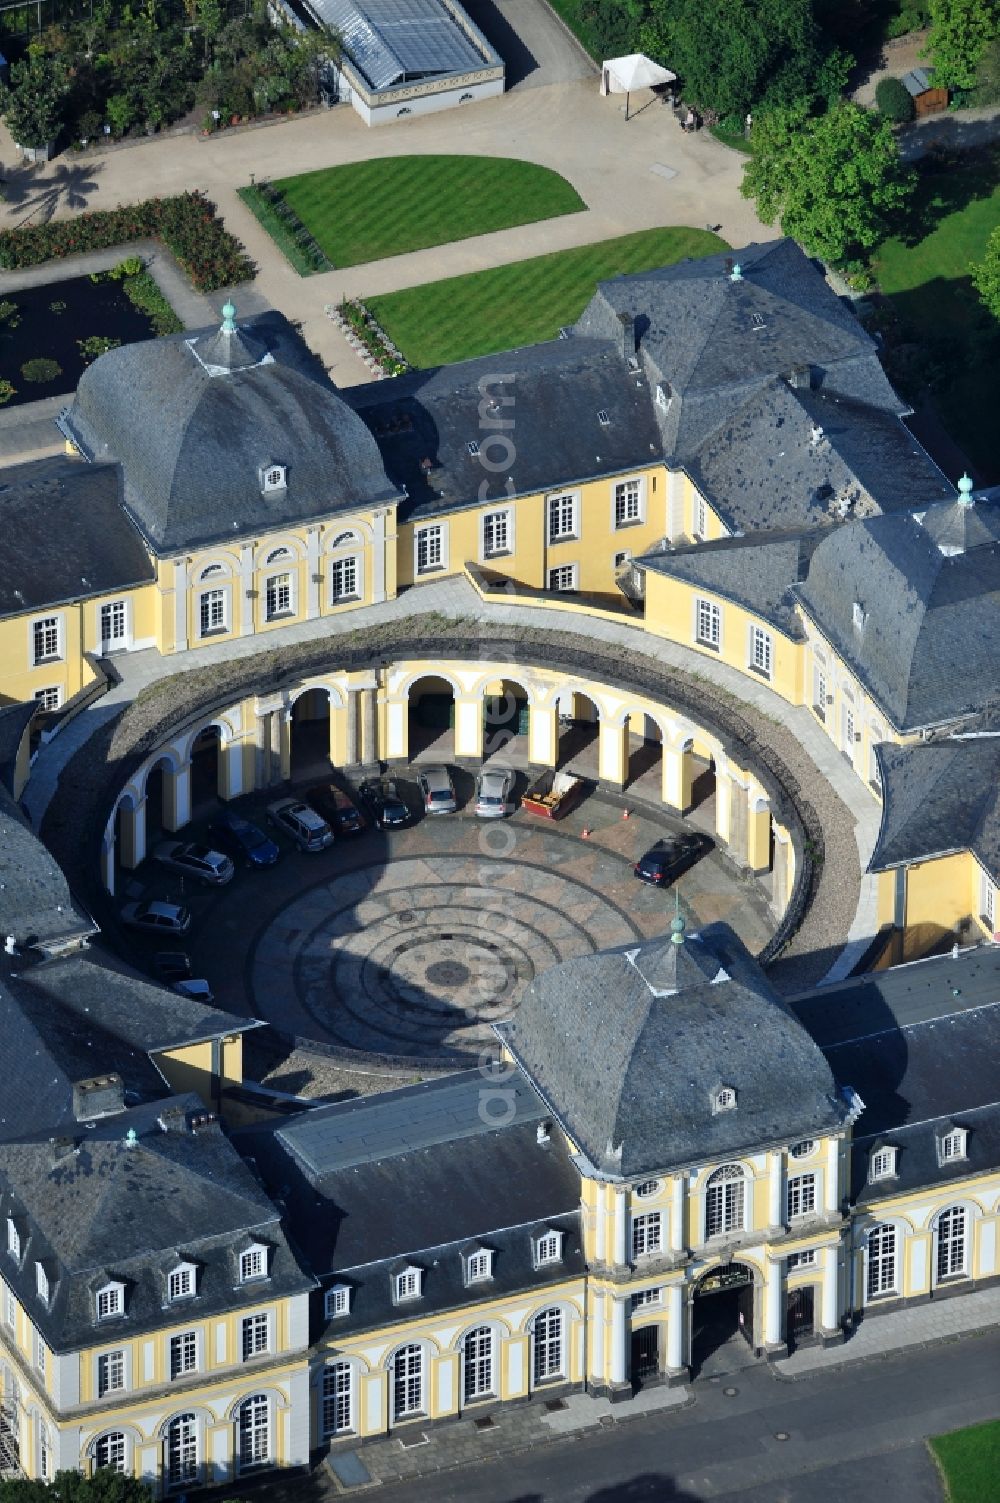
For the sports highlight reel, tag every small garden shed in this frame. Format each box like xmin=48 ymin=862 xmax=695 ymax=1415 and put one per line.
xmin=901 ymin=67 xmax=948 ymax=116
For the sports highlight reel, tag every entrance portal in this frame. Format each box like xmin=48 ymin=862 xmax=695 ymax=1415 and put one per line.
xmin=691 ymin=1264 xmax=757 ymax=1379
xmin=630 ymin=1324 xmax=659 ymax=1390
xmin=786 ymin=1286 xmax=815 ymax=1351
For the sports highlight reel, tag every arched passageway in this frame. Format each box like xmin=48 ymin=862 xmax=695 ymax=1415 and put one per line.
xmin=555 ymin=691 xmax=601 ymax=774
xmin=691 ymin=1262 xmax=758 ymax=1379
xmin=190 ymin=726 xmax=222 ymax=810
xmin=290 ymin=689 xmax=332 ymax=778
xmin=482 ymin=678 xmax=531 ymax=764
xmin=408 ymin=675 xmax=456 ymax=761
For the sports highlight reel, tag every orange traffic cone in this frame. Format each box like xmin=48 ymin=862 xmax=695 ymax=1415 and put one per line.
xmin=622 ymin=808 xmax=631 ymax=820
xmin=582 ymin=827 xmax=591 ymax=839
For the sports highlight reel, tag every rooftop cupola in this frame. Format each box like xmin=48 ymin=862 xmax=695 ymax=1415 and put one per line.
xmin=957 ymin=472 xmax=975 ymax=507
xmin=729 ymin=262 xmax=743 ymax=282
xmin=669 ymin=894 xmax=686 ymax=946
xmin=189 ymin=300 xmax=271 ymax=377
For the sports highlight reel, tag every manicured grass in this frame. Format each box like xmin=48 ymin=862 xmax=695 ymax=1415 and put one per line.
xmin=366 ymin=227 xmax=728 ymax=368
xmin=265 ymin=157 xmax=586 ymax=269
xmin=930 ymin=1417 xmax=1000 ymax=1503
xmin=237 ymin=186 xmax=320 ymax=277
xmin=875 ymin=145 xmax=1000 ymax=478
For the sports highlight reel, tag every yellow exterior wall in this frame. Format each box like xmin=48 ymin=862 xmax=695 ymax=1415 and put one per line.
xmin=892 ymin=853 xmax=980 ymax=961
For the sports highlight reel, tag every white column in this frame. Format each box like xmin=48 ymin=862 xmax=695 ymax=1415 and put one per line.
xmin=386 ymin=699 xmax=406 ymax=760
xmin=346 ymin=691 xmax=359 ymax=766
xmin=590 ymin=1289 xmax=605 ymax=1383
xmin=595 ymin=1185 xmax=607 ymax=1265
xmin=164 ymin=762 xmax=191 ymax=832
xmin=822 ymin=1245 xmax=839 ymax=1331
xmin=612 ymin=1189 xmax=628 ymax=1267
xmin=610 ymin=1298 xmax=627 ymax=1385
xmin=825 ymin=1138 xmax=840 ymax=1214
xmin=768 ymin=1151 xmax=783 ymax=1229
xmin=765 ymin=1259 xmax=783 ymax=1346
xmin=667 ymin=470 xmax=683 ymax=540
xmin=669 ymin=1175 xmax=686 ymax=1252
xmin=173 ymin=559 xmax=188 ymax=653
xmin=372 ymin=510 xmax=387 ymax=603
xmin=666 ymin=1283 xmax=684 ymax=1370
xmin=306 ymin=529 xmax=321 ymax=620
xmin=239 ymin=544 xmax=254 ymax=636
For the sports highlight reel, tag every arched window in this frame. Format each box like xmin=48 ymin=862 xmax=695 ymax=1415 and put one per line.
xmin=936 ymin=1206 xmax=967 ymax=1282
xmin=38 ymin=1421 xmax=51 ymax=1482
xmin=331 ymin=530 xmax=359 ymax=549
xmin=532 ymin=1307 xmax=563 ymax=1385
xmin=322 ymin=1361 xmax=353 ymax=1436
xmin=866 ymin=1223 xmax=897 ymax=1299
xmin=95 ymin=1431 xmax=127 ymax=1474
xmin=462 ymin=1326 xmax=494 ymax=1403
xmin=166 ymin=1413 xmax=198 ymax=1488
xmin=392 ymin=1344 xmax=423 ymax=1420
xmin=265 ymin=547 xmax=291 ymax=565
xmin=237 ymin=1394 xmax=271 ymax=1470
xmin=199 ymin=563 xmax=225 ymax=580
xmin=706 ymin=1164 xmax=746 ymax=1237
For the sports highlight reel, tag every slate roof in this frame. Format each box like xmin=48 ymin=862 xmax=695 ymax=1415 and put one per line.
xmin=498 ymin=922 xmax=848 ymax=1178
xmin=636 ymin=527 xmax=823 ymax=636
xmin=0 ymin=456 xmax=153 ymax=618
xmin=868 ymin=738 xmax=1000 ymax=878
xmin=344 ymin=338 xmax=663 ymax=523
xmin=794 ymin=514 xmax=1000 ymax=730
xmin=789 ymin=946 xmax=1000 ymax=1203
xmin=0 ymin=702 xmax=34 ymax=797
xmin=0 ymin=1095 xmax=312 ymax=1350
xmin=62 ymin=310 xmax=399 ymax=555
xmin=0 ymin=787 xmax=95 ymax=953
xmin=238 ymin=1072 xmax=583 ymax=1336
xmin=915 ymin=492 xmax=1000 ymax=554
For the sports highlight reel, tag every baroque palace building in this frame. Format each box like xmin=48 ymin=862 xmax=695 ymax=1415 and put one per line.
xmin=1 ymin=236 xmax=999 ymax=1490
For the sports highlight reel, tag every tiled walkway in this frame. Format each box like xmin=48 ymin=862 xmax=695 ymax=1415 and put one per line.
xmin=777 ymin=1283 xmax=1000 ymax=1376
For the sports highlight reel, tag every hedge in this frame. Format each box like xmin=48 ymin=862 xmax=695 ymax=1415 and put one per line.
xmin=875 ymin=76 xmax=916 ymax=123
xmin=0 ymin=191 xmax=255 ymax=292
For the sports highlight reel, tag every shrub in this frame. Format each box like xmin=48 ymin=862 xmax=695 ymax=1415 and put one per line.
xmin=0 ymin=191 xmax=255 ymax=292
xmin=77 ymin=335 xmax=121 ymax=362
xmin=49 ymin=299 xmax=66 ymax=314
xmin=0 ymin=379 xmax=15 ymax=405
xmin=21 ymin=357 xmax=62 ymax=382
xmin=876 ymin=76 xmax=916 ymax=121
xmin=108 ymin=256 xmax=144 ymax=279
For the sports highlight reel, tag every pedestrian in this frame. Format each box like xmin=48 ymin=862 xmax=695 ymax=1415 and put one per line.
xmin=685 ymin=107 xmax=696 ymax=133
xmin=744 ymin=111 xmax=752 ymax=138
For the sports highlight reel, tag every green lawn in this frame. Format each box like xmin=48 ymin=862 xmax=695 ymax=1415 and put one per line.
xmin=366 ymin=227 xmax=728 ymax=368
xmin=259 ymin=157 xmax=586 ymax=269
xmin=930 ymin=1417 xmax=1000 ymax=1503
xmin=875 ymin=145 xmax=1000 ymax=479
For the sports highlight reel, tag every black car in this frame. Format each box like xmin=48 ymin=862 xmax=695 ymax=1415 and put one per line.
xmin=207 ymin=810 xmax=280 ymax=868
xmin=153 ymin=951 xmax=194 ymax=983
xmin=358 ymin=777 xmax=410 ymax=829
xmin=634 ymin=834 xmax=710 ymax=886
xmin=306 ymin=782 xmax=365 ymax=835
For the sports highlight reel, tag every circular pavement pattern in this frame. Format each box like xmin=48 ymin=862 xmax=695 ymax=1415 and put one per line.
xmin=250 ymin=854 xmax=645 ymax=1060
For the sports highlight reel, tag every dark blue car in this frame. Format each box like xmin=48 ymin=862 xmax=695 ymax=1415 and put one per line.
xmin=207 ymin=811 xmax=280 ymax=868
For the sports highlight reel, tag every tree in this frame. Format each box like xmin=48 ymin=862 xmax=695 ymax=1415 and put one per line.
xmin=0 ymin=1471 xmax=153 ymax=1503
xmin=924 ymin=0 xmax=999 ymax=91
xmin=0 ymin=52 xmax=71 ymax=148
xmin=875 ymin=74 xmax=916 ymax=120
xmin=640 ymin=0 xmax=840 ymax=117
xmin=740 ymin=101 xmax=915 ymax=262
xmin=971 ymin=224 xmax=1000 ymax=319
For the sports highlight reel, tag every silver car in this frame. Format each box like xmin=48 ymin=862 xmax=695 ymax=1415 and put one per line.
xmin=121 ymin=900 xmax=191 ymax=935
xmin=475 ymin=767 xmax=515 ymax=818
xmin=266 ymin=798 xmax=334 ymax=851
xmin=153 ymin=840 xmax=234 ymax=886
xmin=417 ymin=765 xmax=457 ymax=814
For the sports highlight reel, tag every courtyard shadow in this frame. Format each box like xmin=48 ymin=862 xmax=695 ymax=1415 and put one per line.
xmin=0 ymin=158 xmax=104 ymax=227
xmin=894 ymin=142 xmax=1000 ymax=246
xmin=459 ymin=0 xmax=541 ymax=88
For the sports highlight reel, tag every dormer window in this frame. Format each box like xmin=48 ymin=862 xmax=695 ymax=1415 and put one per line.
xmin=853 ymin=601 xmax=867 ymax=633
xmin=869 ymin=1146 xmax=898 ymax=1183
xmin=325 ymin=1284 xmax=351 ymax=1319
xmin=168 ymin=1263 xmax=196 ymax=1302
xmin=35 ymin=1263 xmax=49 ymax=1304
xmin=533 ymin=1230 xmax=564 ymax=1268
xmin=465 ymin=1249 xmax=494 ymax=1286
xmin=655 ymin=382 xmax=672 ymax=411
xmin=96 ymin=1282 xmax=124 ymax=1321
xmin=789 ymin=1140 xmax=816 ymax=1160
xmin=597 ymin=409 xmax=611 ymax=426
xmin=239 ymin=1245 xmax=268 ymax=1284
xmin=713 ymin=1086 xmax=737 ymax=1114
xmin=393 ymin=1267 xmax=422 ymax=1303
xmin=260 ymin=464 xmax=286 ymax=493
xmin=6 ymin=1218 xmax=21 ymax=1262
xmin=938 ymin=1127 xmax=968 ymax=1165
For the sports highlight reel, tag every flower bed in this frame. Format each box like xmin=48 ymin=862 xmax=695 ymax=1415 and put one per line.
xmin=0 ymin=192 xmax=254 ymax=293
xmin=327 ymin=299 xmax=408 ymax=379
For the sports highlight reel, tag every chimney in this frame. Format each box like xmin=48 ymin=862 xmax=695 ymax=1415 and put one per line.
xmin=157 ymin=1106 xmax=188 ymax=1134
xmin=49 ymin=1136 xmax=78 ymax=1169
xmin=617 ymin=310 xmax=635 ymax=362
xmin=788 ymin=363 xmax=811 ymax=389
xmin=73 ymin=1074 xmax=125 ymax=1122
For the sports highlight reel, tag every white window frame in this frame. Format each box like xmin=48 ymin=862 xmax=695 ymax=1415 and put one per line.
xmin=35 ymin=1264 xmax=49 ymax=1304
xmin=35 ymin=1329 xmax=47 ymax=1378
xmin=169 ymin=1329 xmax=199 ymax=1380
xmin=329 ymin=554 xmax=361 ymax=604
xmin=6 ymin=1219 xmax=20 ymax=1262
xmin=705 ymin=1165 xmax=747 ymax=1239
xmin=415 ymin=523 xmax=447 ymax=575
xmin=39 ymin=1422 xmax=51 ymax=1481
xmin=935 ymin=1206 xmax=968 ymax=1282
xmin=630 ymin=1287 xmax=662 ymax=1309
xmin=547 ymin=492 xmax=579 ymax=542
xmin=240 ymin=1311 xmax=271 ymax=1361
xmin=462 ymin=1325 xmax=495 ymax=1402
xmin=99 ymin=598 xmax=130 ymax=653
xmin=33 ymin=686 xmax=62 ymax=712
xmin=533 ymin=1231 xmax=563 ymax=1268
xmin=166 ymin=1412 xmax=199 ymax=1489
xmin=239 ymin=1245 xmax=268 ymax=1284
xmin=323 ymin=1360 xmax=354 ymax=1436
xmin=481 ymin=506 xmax=514 ymax=560
xmin=94 ymin=1430 xmax=127 ymax=1474
xmin=30 ymin=614 xmax=63 ymax=667
xmin=3 ymin=1281 xmax=15 ymax=1328
xmin=786 ymin=1249 xmax=816 ymax=1269
xmin=264 ymin=570 xmax=295 ymax=622
xmin=866 ymin=1222 xmax=897 ymax=1300
xmin=939 ymin=1128 xmax=968 ymax=1165
xmin=392 ymin=1343 xmax=425 ymax=1419
xmin=868 ymin=1146 xmax=897 ymax=1183
xmin=260 ymin=464 xmax=286 ymax=493
xmin=237 ymin=1392 xmax=271 ymax=1471
xmin=982 ymin=874 xmax=996 ymax=932
xmin=749 ymin=624 xmax=773 ymax=678
xmin=548 ymin=563 xmax=578 ymax=593
xmin=631 ymin=1211 xmax=663 ymax=1259
xmin=789 ymin=1140 xmax=816 ymax=1160
xmin=393 ymin=1267 xmax=422 ymax=1303
xmin=96 ymin=1281 xmax=124 ymax=1321
xmin=612 ymin=477 xmax=645 ymax=530
xmin=713 ymin=1087 xmax=737 ymax=1114
xmin=465 ymin=1249 xmax=494 ymax=1285
xmin=325 ymin=1284 xmax=351 ymax=1319
xmin=813 ymin=662 xmax=829 ymax=723
xmin=694 ymin=494 xmax=708 ymax=539
xmin=167 ymin=1264 xmax=195 ymax=1303
xmin=97 ymin=1347 xmax=126 ymax=1397
xmin=531 ymin=1307 xmax=564 ymax=1384
xmin=786 ymin=1173 xmax=816 ymax=1221
xmin=198 ymin=587 xmax=228 ymax=638
xmin=695 ymin=597 xmax=722 ymax=651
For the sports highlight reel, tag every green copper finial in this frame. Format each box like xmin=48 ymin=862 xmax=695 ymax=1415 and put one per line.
xmin=221 ymin=301 xmax=237 ymax=334
xmin=670 ymin=890 xmax=686 ymax=946
xmin=730 ymin=262 xmax=743 ymax=282
xmin=957 ymin=473 xmax=974 ymax=506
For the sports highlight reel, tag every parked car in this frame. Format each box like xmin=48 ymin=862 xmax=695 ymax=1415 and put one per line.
xmin=153 ymin=951 xmax=194 ymax=982
xmin=153 ymin=840 xmax=234 ymax=886
xmin=306 ymin=782 xmax=365 ymax=835
xmin=475 ymin=767 xmax=515 ymax=818
xmin=359 ymin=777 xmax=410 ymax=829
xmin=207 ymin=810 xmax=280 ymax=869
xmin=417 ymin=764 xmax=457 ymax=814
xmin=121 ymin=900 xmax=191 ymax=935
xmin=171 ymin=978 xmax=215 ymax=1003
xmin=634 ymin=833 xmax=710 ymax=886
xmin=266 ymin=798 xmax=334 ymax=852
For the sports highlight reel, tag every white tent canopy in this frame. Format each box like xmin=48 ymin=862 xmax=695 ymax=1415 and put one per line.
xmin=601 ymin=52 xmax=676 ymax=100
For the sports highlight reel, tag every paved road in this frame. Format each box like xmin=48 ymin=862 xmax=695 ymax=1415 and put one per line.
xmin=367 ymin=1330 xmax=1000 ymax=1502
